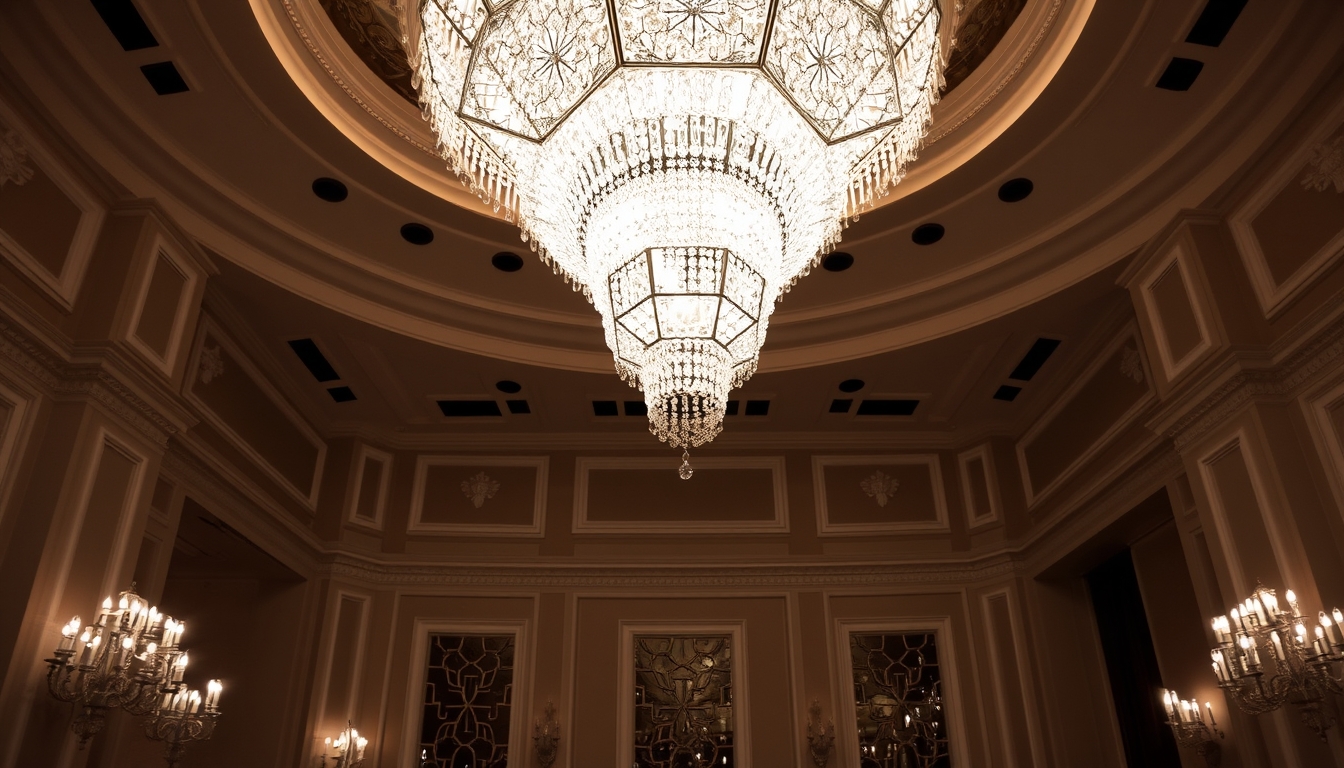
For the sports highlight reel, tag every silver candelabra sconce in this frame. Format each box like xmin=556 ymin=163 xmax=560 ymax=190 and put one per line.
xmin=319 ymin=721 xmax=367 ymax=768
xmin=533 ymin=702 xmax=559 ymax=768
xmin=1207 ymin=584 xmax=1343 ymax=739
xmin=805 ymin=700 xmax=835 ymax=767
xmin=44 ymin=585 xmax=222 ymax=765
xmin=1160 ymin=689 xmax=1223 ymax=767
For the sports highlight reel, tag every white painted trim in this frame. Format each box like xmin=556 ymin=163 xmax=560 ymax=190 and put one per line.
xmin=345 ymin=444 xmax=392 ymax=531
xmin=831 ymin=616 xmax=972 ymax=768
xmin=183 ymin=316 xmax=328 ymax=508
xmin=0 ymin=374 xmax=37 ymax=528
xmin=312 ymin=590 xmax=371 ymax=742
xmin=979 ymin=589 xmax=1048 ymax=768
xmin=956 ymin=443 xmax=1001 ymax=529
xmin=1229 ymin=106 xmax=1344 ymax=318
xmin=123 ymin=233 xmax=199 ymax=378
xmin=96 ymin=433 xmax=150 ymax=600
xmin=572 ymin=456 xmax=789 ymax=534
xmin=0 ymin=101 xmax=105 ymax=311
xmin=617 ymin=621 xmax=751 ymax=768
xmin=408 ymin=455 xmax=548 ymax=536
xmin=1301 ymin=374 xmax=1344 ymax=527
xmin=812 ymin=454 xmax=950 ymax=535
xmin=1195 ymin=429 xmax=1294 ymax=596
xmin=401 ymin=618 xmax=532 ymax=768
xmin=1137 ymin=240 xmax=1215 ymax=383
xmin=1016 ymin=324 xmax=1155 ymax=506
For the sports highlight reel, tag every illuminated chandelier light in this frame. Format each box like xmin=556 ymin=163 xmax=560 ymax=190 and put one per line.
xmin=411 ymin=0 xmax=945 ymax=452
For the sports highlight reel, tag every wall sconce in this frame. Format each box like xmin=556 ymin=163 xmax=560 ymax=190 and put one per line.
xmin=1160 ymin=689 xmax=1222 ymax=767
xmin=534 ymin=702 xmax=560 ymax=768
xmin=319 ymin=721 xmax=367 ymax=768
xmin=1207 ymin=584 xmax=1343 ymax=739
xmin=806 ymin=699 xmax=834 ymax=767
xmin=45 ymin=584 xmax=222 ymax=760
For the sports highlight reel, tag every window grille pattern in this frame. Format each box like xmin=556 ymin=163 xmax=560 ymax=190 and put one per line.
xmin=850 ymin=632 xmax=949 ymax=768
xmin=634 ymin=634 xmax=735 ymax=767
xmin=420 ymin=634 xmax=515 ymax=768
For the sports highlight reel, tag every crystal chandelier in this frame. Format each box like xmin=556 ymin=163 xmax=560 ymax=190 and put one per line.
xmin=1207 ymin=585 xmax=1344 ymax=739
xmin=410 ymin=0 xmax=945 ymax=453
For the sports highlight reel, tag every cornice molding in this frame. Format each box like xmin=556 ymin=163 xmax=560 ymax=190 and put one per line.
xmin=1163 ymin=300 xmax=1344 ymax=451
xmin=0 ymin=318 xmax=182 ymax=446
xmin=323 ymin=553 xmax=1022 ymax=588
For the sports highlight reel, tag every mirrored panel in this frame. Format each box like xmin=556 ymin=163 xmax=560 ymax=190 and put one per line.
xmin=850 ymin=632 xmax=949 ymax=768
xmin=633 ymin=634 xmax=735 ymax=767
xmin=419 ymin=634 xmax=515 ymax=768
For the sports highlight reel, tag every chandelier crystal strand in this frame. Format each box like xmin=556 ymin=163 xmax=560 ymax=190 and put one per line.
xmin=412 ymin=0 xmax=944 ymax=449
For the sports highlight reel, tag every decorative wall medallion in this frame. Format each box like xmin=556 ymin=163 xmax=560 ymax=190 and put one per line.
xmin=1301 ymin=133 xmax=1344 ymax=193
xmin=461 ymin=470 xmax=500 ymax=508
xmin=860 ymin=470 xmax=900 ymax=507
xmin=0 ymin=126 xmax=34 ymax=188
xmin=1120 ymin=345 xmax=1144 ymax=383
xmin=197 ymin=345 xmax=224 ymax=384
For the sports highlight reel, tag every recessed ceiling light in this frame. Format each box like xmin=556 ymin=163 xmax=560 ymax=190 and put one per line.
xmin=311 ymin=177 xmax=348 ymax=203
xmin=997 ymin=178 xmax=1034 ymax=203
xmin=911 ymin=223 xmax=945 ymax=245
xmin=839 ymin=378 xmax=865 ymax=392
xmin=400 ymin=223 xmax=434 ymax=245
xmin=492 ymin=252 xmax=524 ymax=272
xmin=495 ymin=380 xmax=522 ymax=393
xmin=821 ymin=252 xmax=854 ymax=272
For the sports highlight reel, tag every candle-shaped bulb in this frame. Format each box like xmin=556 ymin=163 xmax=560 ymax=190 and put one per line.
xmin=102 ymin=597 xmax=113 ymax=611
xmin=1286 ymin=590 xmax=1297 ymax=603
xmin=118 ymin=595 xmax=128 ymax=611
xmin=146 ymin=642 xmax=157 ymax=655
xmin=79 ymin=629 xmax=91 ymax=644
xmin=1335 ymin=608 xmax=1344 ymax=625
xmin=121 ymin=635 xmax=133 ymax=650
xmin=1205 ymin=702 xmax=1216 ymax=727
xmin=1296 ymin=623 xmax=1308 ymax=637
xmin=1323 ymin=611 xmax=1334 ymax=627
xmin=177 ymin=652 xmax=189 ymax=668
xmin=208 ymin=679 xmax=222 ymax=694
xmin=1239 ymin=635 xmax=1251 ymax=649
xmin=62 ymin=622 xmax=77 ymax=638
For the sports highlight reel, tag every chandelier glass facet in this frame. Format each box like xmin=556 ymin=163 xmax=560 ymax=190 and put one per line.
xmin=412 ymin=0 xmax=945 ymax=447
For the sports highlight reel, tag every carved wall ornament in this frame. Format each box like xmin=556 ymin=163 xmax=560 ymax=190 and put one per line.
xmin=1301 ymin=133 xmax=1344 ymax=194
xmin=198 ymin=345 xmax=224 ymax=384
xmin=806 ymin=699 xmax=835 ymax=767
xmin=1120 ymin=345 xmax=1145 ymax=383
xmin=0 ymin=125 xmax=35 ymax=188
xmin=861 ymin=470 xmax=900 ymax=507
xmin=461 ymin=470 xmax=500 ymax=508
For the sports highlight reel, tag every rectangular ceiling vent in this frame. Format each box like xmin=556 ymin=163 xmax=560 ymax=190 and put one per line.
xmin=327 ymin=386 xmax=357 ymax=403
xmin=1009 ymin=338 xmax=1061 ymax=381
xmin=1186 ymin=0 xmax=1248 ymax=47
xmin=593 ymin=400 xmax=619 ymax=416
xmin=437 ymin=400 xmax=502 ymax=417
xmin=725 ymin=400 xmax=739 ymax=416
xmin=856 ymin=399 xmax=919 ymax=416
xmin=91 ymin=0 xmax=159 ymax=50
xmin=993 ymin=385 xmax=1022 ymax=402
xmin=624 ymin=401 xmax=647 ymax=416
xmin=140 ymin=62 xmax=189 ymax=95
xmin=287 ymin=338 xmax=340 ymax=382
xmin=744 ymin=400 xmax=770 ymax=416
xmin=1156 ymin=58 xmax=1204 ymax=91
xmin=506 ymin=399 xmax=531 ymax=415
xmin=829 ymin=398 xmax=853 ymax=414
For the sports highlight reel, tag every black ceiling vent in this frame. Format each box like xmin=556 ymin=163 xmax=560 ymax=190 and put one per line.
xmin=839 ymin=378 xmax=865 ymax=393
xmin=821 ymin=252 xmax=854 ymax=272
xmin=745 ymin=400 xmax=770 ymax=416
xmin=856 ymin=399 xmax=919 ymax=416
xmin=287 ymin=338 xmax=340 ymax=382
xmin=1156 ymin=58 xmax=1204 ymax=91
xmin=998 ymin=178 xmax=1034 ymax=203
xmin=92 ymin=0 xmax=158 ymax=50
xmin=592 ymin=400 xmax=619 ymax=416
xmin=140 ymin=62 xmax=188 ymax=95
xmin=911 ymin=223 xmax=945 ymax=246
xmin=327 ymin=386 xmax=356 ymax=403
xmin=311 ymin=178 xmax=348 ymax=203
xmin=623 ymin=401 xmax=648 ymax=416
xmin=993 ymin=385 xmax=1022 ymax=402
xmin=495 ymin=380 xmax=522 ymax=393
xmin=437 ymin=400 xmax=502 ymax=417
xmin=1186 ymin=0 xmax=1248 ymax=47
xmin=1009 ymin=338 xmax=1061 ymax=381
xmin=492 ymin=252 xmax=524 ymax=272
xmin=505 ymin=399 xmax=530 ymax=415
xmin=725 ymin=400 xmax=740 ymax=416
xmin=829 ymin=398 xmax=853 ymax=414
xmin=401 ymin=223 xmax=434 ymax=245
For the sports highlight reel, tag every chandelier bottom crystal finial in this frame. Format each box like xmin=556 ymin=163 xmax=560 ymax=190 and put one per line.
xmin=679 ymin=450 xmax=693 ymax=481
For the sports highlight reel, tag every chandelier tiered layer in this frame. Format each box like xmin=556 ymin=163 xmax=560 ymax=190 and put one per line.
xmin=411 ymin=0 xmax=944 ymax=449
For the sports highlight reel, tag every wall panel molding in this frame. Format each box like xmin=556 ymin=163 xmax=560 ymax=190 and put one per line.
xmin=409 ymin=455 xmax=548 ymax=536
xmin=812 ymin=454 xmax=949 ymax=535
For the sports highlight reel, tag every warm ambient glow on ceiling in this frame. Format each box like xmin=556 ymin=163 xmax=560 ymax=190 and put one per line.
xmin=410 ymin=0 xmax=946 ymax=457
